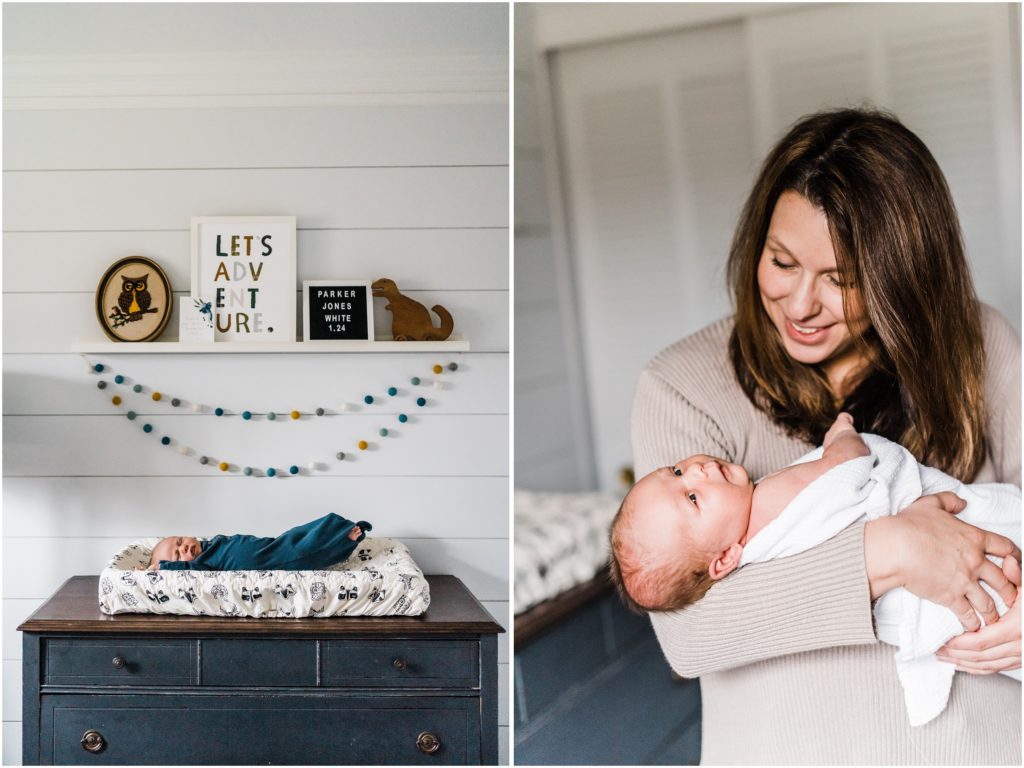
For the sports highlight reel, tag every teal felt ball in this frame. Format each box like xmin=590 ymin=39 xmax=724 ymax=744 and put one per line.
xmin=126 ymin=411 xmax=137 ymax=420
xmin=267 ymin=412 xmax=277 ymax=421
xmin=267 ymin=467 xmax=277 ymax=477
xmin=161 ymin=436 xmax=170 ymax=445
xmin=215 ymin=407 xmax=224 ymax=417
xmin=411 ymin=377 xmax=421 ymax=386
xmin=416 ymin=397 xmax=426 ymax=407
xmin=93 ymin=363 xmax=105 ymax=373
xmin=242 ymin=411 xmax=252 ymax=420
xmin=114 ymin=375 xmax=125 ymax=384
xmin=379 ymin=428 xmax=388 ymax=437
xmin=364 ymin=395 xmax=374 ymax=405
xmin=133 ymin=384 xmax=143 ymax=393
xmin=289 ymin=465 xmax=299 ymax=475
xmin=398 ymin=414 xmax=408 ymax=423
xmin=143 ymin=424 xmax=153 ymax=433
xmin=387 ymin=387 xmax=397 ymax=396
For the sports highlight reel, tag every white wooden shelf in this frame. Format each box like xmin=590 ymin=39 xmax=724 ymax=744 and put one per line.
xmin=72 ymin=334 xmax=470 ymax=354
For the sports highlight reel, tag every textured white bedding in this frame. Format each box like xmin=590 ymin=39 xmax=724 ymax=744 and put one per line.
xmin=514 ymin=489 xmax=622 ymax=615
xmin=99 ymin=536 xmax=430 ymax=618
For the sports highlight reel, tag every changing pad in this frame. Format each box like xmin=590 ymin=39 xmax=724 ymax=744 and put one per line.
xmin=514 ymin=489 xmax=621 ymax=614
xmin=99 ymin=536 xmax=430 ymax=618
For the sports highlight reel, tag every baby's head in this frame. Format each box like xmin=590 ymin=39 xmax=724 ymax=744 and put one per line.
xmin=148 ymin=536 xmax=202 ymax=568
xmin=609 ymin=455 xmax=754 ymax=612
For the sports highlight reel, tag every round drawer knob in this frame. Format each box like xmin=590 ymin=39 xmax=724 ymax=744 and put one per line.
xmin=416 ymin=731 xmax=441 ymax=754
xmin=111 ymin=656 xmax=126 ymax=669
xmin=392 ymin=657 xmax=408 ymax=671
xmin=81 ymin=730 xmax=106 ymax=753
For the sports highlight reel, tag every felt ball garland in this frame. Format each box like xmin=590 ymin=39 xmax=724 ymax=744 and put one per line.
xmin=84 ymin=357 xmax=461 ymax=477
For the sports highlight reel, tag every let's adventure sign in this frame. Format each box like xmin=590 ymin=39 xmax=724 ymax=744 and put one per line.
xmin=303 ymin=280 xmax=375 ymax=342
xmin=190 ymin=216 xmax=297 ymax=341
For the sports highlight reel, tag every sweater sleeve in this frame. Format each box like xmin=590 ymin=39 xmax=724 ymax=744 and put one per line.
xmin=632 ymin=367 xmax=878 ymax=677
xmin=980 ymin=304 xmax=1021 ymax=487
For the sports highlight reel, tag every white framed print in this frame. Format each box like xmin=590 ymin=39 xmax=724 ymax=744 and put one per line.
xmin=303 ymin=280 xmax=375 ymax=342
xmin=190 ymin=216 xmax=297 ymax=341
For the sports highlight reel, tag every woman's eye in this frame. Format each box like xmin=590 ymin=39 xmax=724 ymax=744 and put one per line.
xmin=770 ymin=256 xmax=796 ymax=270
xmin=826 ymin=274 xmax=846 ymax=288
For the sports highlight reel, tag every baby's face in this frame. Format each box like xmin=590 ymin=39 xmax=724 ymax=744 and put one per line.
xmin=151 ymin=536 xmax=202 ymax=565
xmin=629 ymin=455 xmax=754 ymax=558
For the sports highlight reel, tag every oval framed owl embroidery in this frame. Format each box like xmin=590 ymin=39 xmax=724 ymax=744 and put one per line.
xmin=95 ymin=256 xmax=173 ymax=342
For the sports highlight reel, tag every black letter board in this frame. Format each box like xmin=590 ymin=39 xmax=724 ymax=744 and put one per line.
xmin=306 ymin=284 xmax=371 ymax=340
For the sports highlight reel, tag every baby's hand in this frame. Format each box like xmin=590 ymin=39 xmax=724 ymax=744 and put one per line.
xmin=823 ymin=412 xmax=857 ymax=448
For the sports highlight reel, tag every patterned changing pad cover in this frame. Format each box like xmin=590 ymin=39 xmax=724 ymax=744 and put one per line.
xmin=99 ymin=536 xmax=430 ymax=618
xmin=514 ymin=489 xmax=622 ymax=615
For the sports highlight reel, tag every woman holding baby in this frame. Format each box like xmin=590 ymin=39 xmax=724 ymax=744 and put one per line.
xmin=632 ymin=108 xmax=1021 ymax=763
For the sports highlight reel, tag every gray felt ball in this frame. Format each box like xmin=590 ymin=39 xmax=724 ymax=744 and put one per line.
xmin=336 ymin=452 xmax=346 ymax=461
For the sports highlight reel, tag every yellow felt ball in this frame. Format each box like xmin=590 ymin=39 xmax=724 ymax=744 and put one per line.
xmin=290 ymin=410 xmax=301 ymax=420
xmin=151 ymin=392 xmax=162 ymax=401
xmin=432 ymin=364 xmax=443 ymax=374
xmin=358 ymin=440 xmax=368 ymax=450
xmin=218 ymin=462 xmax=229 ymax=472
xmin=111 ymin=396 xmax=122 ymax=406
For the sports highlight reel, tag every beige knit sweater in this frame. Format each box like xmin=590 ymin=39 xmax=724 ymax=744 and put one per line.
xmin=632 ymin=304 xmax=1021 ymax=765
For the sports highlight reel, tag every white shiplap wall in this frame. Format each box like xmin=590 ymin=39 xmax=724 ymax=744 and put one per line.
xmin=1 ymin=4 xmax=509 ymax=764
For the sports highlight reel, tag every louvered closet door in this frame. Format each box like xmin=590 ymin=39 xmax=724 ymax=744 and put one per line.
xmin=552 ymin=4 xmax=1019 ymax=490
xmin=553 ymin=21 xmax=754 ymax=489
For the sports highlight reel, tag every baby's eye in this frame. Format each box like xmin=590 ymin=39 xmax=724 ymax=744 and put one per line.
xmin=687 ymin=492 xmax=698 ymax=505
xmin=673 ymin=468 xmax=682 ymax=476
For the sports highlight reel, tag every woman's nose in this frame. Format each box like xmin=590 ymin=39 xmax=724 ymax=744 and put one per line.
xmin=788 ymin=275 xmax=821 ymax=319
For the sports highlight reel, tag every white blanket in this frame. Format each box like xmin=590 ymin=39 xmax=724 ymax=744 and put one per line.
xmin=740 ymin=433 xmax=1021 ymax=726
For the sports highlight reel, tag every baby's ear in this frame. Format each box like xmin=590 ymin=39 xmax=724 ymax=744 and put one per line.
xmin=708 ymin=543 xmax=743 ymax=580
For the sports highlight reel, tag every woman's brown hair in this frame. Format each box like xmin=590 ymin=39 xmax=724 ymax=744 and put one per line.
xmin=728 ymin=108 xmax=986 ymax=481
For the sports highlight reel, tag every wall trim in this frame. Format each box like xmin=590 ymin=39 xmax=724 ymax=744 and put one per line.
xmin=4 ymin=51 xmax=509 ymax=109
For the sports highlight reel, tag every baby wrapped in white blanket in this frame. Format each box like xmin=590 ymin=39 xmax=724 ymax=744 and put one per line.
xmin=742 ymin=432 xmax=1021 ymax=726
xmin=609 ymin=413 xmax=1021 ymax=727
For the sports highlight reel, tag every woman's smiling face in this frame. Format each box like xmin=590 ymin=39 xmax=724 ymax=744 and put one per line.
xmin=757 ymin=190 xmax=869 ymax=392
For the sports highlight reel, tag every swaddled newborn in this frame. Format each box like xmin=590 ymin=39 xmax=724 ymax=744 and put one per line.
xmin=610 ymin=413 xmax=871 ymax=611
xmin=610 ymin=413 xmax=1021 ymax=725
xmin=142 ymin=513 xmax=371 ymax=571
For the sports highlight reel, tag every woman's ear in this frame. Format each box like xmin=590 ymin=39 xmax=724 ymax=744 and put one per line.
xmin=708 ymin=543 xmax=744 ymax=580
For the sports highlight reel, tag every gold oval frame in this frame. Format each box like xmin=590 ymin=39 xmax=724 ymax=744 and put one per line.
xmin=95 ymin=256 xmax=173 ymax=342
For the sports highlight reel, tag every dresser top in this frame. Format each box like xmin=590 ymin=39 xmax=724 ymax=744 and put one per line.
xmin=19 ymin=575 xmax=503 ymax=635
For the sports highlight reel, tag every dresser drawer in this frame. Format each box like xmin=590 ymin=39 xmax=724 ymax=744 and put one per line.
xmin=47 ymin=693 xmax=477 ymax=765
xmin=201 ymin=639 xmax=316 ymax=687
xmin=321 ymin=640 xmax=478 ymax=688
xmin=44 ymin=638 xmax=196 ymax=686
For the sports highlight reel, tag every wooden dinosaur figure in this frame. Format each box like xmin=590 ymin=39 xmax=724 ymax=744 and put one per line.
xmin=371 ymin=278 xmax=454 ymax=341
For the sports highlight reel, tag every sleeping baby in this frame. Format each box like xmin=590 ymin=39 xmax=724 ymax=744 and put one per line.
xmin=609 ymin=412 xmax=1021 ymax=725
xmin=140 ymin=512 xmax=371 ymax=571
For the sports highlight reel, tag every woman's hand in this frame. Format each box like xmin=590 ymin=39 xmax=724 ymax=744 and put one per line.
xmin=936 ymin=555 xmax=1022 ymax=674
xmin=864 ymin=491 xmax=1021 ymax=631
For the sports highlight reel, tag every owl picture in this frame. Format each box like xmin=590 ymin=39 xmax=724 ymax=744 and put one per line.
xmin=118 ymin=274 xmax=152 ymax=316
xmin=96 ymin=256 xmax=172 ymax=342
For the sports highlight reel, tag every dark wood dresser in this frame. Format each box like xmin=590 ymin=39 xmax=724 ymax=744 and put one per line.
xmin=20 ymin=575 xmax=503 ymax=765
